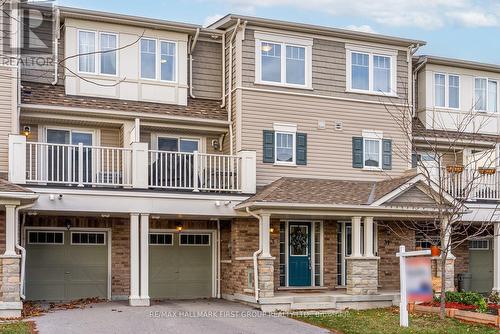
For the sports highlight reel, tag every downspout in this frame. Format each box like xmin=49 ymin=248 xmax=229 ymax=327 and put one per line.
xmin=227 ymin=19 xmax=241 ymax=155
xmin=217 ymin=219 xmax=221 ymax=298
xmin=15 ymin=203 xmax=35 ymax=300
xmin=220 ymin=33 xmax=226 ymax=108
xmin=246 ymin=207 xmax=262 ymax=302
xmin=409 ymin=44 xmax=424 ymax=118
xmin=51 ymin=7 xmax=60 ymax=85
xmin=189 ymin=28 xmax=200 ymax=99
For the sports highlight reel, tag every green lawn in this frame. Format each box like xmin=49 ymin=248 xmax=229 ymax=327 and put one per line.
xmin=0 ymin=321 xmax=32 ymax=334
xmin=293 ymin=308 xmax=498 ymax=334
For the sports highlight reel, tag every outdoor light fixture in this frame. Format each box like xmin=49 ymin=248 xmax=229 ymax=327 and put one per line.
xmin=269 ymin=227 xmax=275 ymax=233
xmin=65 ymin=219 xmax=72 ymax=230
xmin=22 ymin=126 xmax=31 ymax=137
xmin=176 ymin=222 xmax=183 ymax=231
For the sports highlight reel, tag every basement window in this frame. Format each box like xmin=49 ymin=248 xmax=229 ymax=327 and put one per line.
xmin=71 ymin=232 xmax=106 ymax=245
xmin=28 ymin=231 xmax=64 ymax=245
xmin=179 ymin=233 xmax=210 ymax=246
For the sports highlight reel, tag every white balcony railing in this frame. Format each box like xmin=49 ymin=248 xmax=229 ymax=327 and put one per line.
xmin=9 ymin=135 xmax=256 ymax=193
xmin=25 ymin=142 xmax=133 ymax=187
xmin=440 ymin=167 xmax=499 ymax=201
xmin=148 ymin=150 xmax=241 ymax=192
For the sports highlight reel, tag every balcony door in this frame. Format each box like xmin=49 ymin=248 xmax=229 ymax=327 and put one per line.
xmin=46 ymin=129 xmax=93 ymax=184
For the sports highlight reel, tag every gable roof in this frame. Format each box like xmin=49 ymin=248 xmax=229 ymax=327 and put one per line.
xmin=21 ymin=82 xmax=227 ymax=122
xmin=236 ymin=174 xmax=456 ymax=212
xmin=0 ymin=179 xmax=34 ymax=193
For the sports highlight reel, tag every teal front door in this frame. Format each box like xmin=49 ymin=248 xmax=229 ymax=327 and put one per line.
xmin=288 ymin=222 xmax=311 ymax=286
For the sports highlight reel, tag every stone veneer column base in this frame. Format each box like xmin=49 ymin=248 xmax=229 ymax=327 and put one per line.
xmin=346 ymin=257 xmax=379 ymax=295
xmin=0 ymin=256 xmax=22 ymax=318
xmin=258 ymin=257 xmax=275 ymax=299
xmin=432 ymin=255 xmax=455 ymax=292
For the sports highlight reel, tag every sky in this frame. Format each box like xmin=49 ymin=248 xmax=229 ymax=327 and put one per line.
xmin=57 ymin=0 xmax=500 ymax=64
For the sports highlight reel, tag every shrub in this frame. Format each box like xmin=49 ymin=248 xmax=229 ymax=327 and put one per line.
xmin=445 ymin=291 xmax=488 ymax=312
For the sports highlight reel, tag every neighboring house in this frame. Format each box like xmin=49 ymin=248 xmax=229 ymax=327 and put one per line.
xmin=0 ymin=3 xmax=498 ymax=318
xmin=414 ymin=55 xmax=500 ymax=293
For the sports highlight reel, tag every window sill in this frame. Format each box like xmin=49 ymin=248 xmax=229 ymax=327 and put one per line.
xmin=362 ymin=167 xmax=383 ymax=171
xmin=345 ymin=88 xmax=398 ymax=98
xmin=274 ymin=162 xmax=297 ymax=167
xmin=255 ymin=81 xmax=313 ymax=91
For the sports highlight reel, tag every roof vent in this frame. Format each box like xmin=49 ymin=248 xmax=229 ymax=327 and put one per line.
xmin=334 ymin=121 xmax=343 ymax=131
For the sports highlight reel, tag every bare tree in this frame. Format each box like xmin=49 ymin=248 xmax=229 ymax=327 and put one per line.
xmin=384 ymin=98 xmax=499 ymax=319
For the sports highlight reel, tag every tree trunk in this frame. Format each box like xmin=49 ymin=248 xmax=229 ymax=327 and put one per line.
xmin=439 ymin=255 xmax=446 ymax=319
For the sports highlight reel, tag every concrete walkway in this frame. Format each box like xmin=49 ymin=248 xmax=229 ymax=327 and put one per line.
xmin=31 ymin=299 xmax=330 ymax=334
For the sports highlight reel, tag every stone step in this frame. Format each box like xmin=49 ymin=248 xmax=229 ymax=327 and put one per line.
xmin=293 ymin=295 xmax=332 ymax=303
xmin=290 ymin=302 xmax=337 ymax=310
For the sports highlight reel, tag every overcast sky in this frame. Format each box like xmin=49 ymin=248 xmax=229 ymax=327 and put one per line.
xmin=59 ymin=0 xmax=500 ymax=64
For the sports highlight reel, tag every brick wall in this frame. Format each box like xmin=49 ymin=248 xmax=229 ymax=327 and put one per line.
xmin=323 ymin=221 xmax=337 ymax=288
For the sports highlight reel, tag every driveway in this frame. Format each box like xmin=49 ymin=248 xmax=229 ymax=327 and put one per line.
xmin=31 ymin=299 xmax=330 ymax=334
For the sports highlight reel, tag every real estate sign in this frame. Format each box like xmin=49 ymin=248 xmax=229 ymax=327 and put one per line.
xmin=406 ymin=257 xmax=433 ymax=303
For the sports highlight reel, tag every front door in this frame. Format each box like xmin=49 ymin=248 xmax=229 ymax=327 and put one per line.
xmin=288 ymin=222 xmax=311 ymax=286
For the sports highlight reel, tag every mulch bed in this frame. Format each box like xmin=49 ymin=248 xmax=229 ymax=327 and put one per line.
xmin=421 ymin=301 xmax=500 ymax=314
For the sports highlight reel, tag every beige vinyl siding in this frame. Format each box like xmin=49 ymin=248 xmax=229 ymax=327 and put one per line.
xmin=241 ymin=89 xmax=411 ymax=186
xmin=241 ymin=28 xmax=409 ymax=103
xmin=0 ymin=66 xmax=15 ymax=175
xmin=1 ymin=6 xmax=12 ymax=56
xmin=100 ymin=128 xmax=121 ymax=147
xmin=441 ymin=151 xmax=463 ymax=167
xmin=191 ymin=40 xmax=222 ymax=100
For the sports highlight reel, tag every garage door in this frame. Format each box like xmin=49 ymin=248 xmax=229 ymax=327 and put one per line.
xmin=149 ymin=232 xmax=213 ymax=299
xmin=25 ymin=230 xmax=108 ymax=301
xmin=469 ymin=239 xmax=493 ymax=293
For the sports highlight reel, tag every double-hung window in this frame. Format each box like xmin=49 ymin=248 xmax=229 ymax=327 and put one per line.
xmin=353 ymin=130 xmax=391 ymax=170
xmin=141 ymin=38 xmax=177 ymax=81
xmin=78 ymin=30 xmax=117 ymax=75
xmin=347 ymin=46 xmax=396 ymax=95
xmin=363 ymin=137 xmax=382 ymax=168
xmin=255 ymin=32 xmax=312 ymax=88
xmin=275 ymin=132 xmax=295 ymax=164
xmin=475 ymin=78 xmax=498 ymax=112
xmin=434 ymin=73 xmax=460 ymax=109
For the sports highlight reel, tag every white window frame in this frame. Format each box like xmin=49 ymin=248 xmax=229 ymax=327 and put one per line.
xmin=474 ymin=77 xmax=499 ymax=112
xmin=77 ymin=29 xmax=119 ymax=76
xmin=362 ymin=130 xmax=383 ymax=170
xmin=27 ymin=231 xmax=65 ymax=245
xmin=346 ymin=45 xmax=398 ymax=97
xmin=98 ymin=31 xmax=119 ymax=77
xmin=140 ymin=38 xmax=178 ymax=83
xmin=273 ymin=123 xmax=297 ymax=166
xmin=149 ymin=232 xmax=174 ymax=246
xmin=179 ymin=233 xmax=211 ymax=246
xmin=254 ymin=32 xmax=313 ymax=89
xmin=152 ymin=134 xmax=202 ymax=153
xmin=433 ymin=72 xmax=460 ymax=110
xmin=70 ymin=231 xmax=107 ymax=246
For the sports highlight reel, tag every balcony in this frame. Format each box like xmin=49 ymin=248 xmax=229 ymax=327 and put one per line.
xmin=9 ymin=135 xmax=256 ymax=194
xmin=434 ymin=167 xmax=499 ymax=201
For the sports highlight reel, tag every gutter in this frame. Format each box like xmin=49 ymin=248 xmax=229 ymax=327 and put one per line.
xmin=412 ymin=55 xmax=427 ymax=118
xmin=189 ymin=28 xmax=200 ymax=99
xmin=15 ymin=203 xmax=36 ymax=300
xmin=51 ymin=7 xmax=61 ymax=85
xmin=246 ymin=207 xmax=262 ymax=302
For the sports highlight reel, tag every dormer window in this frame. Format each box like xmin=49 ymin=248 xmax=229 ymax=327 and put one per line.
xmin=78 ymin=30 xmax=117 ymax=76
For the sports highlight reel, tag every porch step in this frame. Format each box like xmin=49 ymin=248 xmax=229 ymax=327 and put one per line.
xmin=290 ymin=302 xmax=337 ymax=311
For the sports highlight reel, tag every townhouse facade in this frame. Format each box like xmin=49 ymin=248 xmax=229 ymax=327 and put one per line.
xmin=0 ymin=1 xmax=498 ymax=317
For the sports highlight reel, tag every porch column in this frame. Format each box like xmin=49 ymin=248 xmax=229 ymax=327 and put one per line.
xmin=351 ymin=216 xmax=362 ymax=257
xmin=363 ymin=217 xmax=374 ymax=257
xmin=129 ymin=213 xmax=140 ymax=306
xmin=432 ymin=216 xmax=455 ymax=292
xmin=4 ymin=204 xmax=17 ymax=256
xmin=260 ymin=213 xmax=271 ymax=258
xmin=493 ymin=223 xmax=500 ymax=292
xmin=139 ymin=214 xmax=150 ymax=305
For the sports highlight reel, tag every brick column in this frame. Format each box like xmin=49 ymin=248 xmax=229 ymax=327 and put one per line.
xmin=257 ymin=258 xmax=274 ymax=298
xmin=0 ymin=256 xmax=22 ymax=318
xmin=432 ymin=255 xmax=455 ymax=292
xmin=346 ymin=257 xmax=379 ymax=295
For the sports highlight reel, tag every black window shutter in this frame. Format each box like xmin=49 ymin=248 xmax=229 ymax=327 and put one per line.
xmin=411 ymin=152 xmax=418 ymax=168
xmin=382 ymin=139 xmax=392 ymax=170
xmin=352 ymin=137 xmax=363 ymax=168
xmin=262 ymin=130 xmax=275 ymax=163
xmin=296 ymin=133 xmax=307 ymax=165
